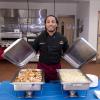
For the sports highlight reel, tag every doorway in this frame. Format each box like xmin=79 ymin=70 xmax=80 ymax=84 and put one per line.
xmin=96 ymin=11 xmax=100 ymax=63
xmin=57 ymin=15 xmax=75 ymax=46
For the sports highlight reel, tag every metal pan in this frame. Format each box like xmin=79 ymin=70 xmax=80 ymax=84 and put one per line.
xmin=57 ymin=69 xmax=91 ymax=90
xmin=11 ymin=68 xmax=44 ymax=91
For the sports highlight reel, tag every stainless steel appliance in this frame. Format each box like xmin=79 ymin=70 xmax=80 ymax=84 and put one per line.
xmin=0 ymin=9 xmax=47 ymax=61
xmin=0 ymin=32 xmax=22 ymax=47
xmin=0 ymin=9 xmax=46 ymax=33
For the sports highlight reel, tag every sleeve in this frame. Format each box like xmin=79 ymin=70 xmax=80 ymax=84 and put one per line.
xmin=62 ymin=37 xmax=69 ymax=54
xmin=32 ymin=37 xmax=40 ymax=53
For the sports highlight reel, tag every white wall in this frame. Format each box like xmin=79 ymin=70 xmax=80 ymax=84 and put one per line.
xmin=88 ymin=0 xmax=100 ymax=49
xmin=54 ymin=3 xmax=77 ymax=16
xmin=75 ymin=0 xmax=100 ymax=51
xmin=77 ymin=2 xmax=89 ymax=40
xmin=0 ymin=2 xmax=77 ymax=16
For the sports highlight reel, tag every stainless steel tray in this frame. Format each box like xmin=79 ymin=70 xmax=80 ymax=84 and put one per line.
xmin=11 ymin=69 xmax=44 ymax=91
xmin=57 ymin=69 xmax=91 ymax=90
xmin=3 ymin=38 xmax=36 ymax=67
xmin=63 ymin=38 xmax=96 ymax=68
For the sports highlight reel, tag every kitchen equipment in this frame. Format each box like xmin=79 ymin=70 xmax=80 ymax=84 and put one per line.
xmin=58 ymin=69 xmax=91 ymax=97
xmin=58 ymin=38 xmax=97 ymax=97
xmin=11 ymin=68 xmax=44 ymax=98
xmin=2 ymin=38 xmax=36 ymax=67
xmin=0 ymin=32 xmax=22 ymax=48
xmin=63 ymin=38 xmax=97 ymax=68
xmin=2 ymin=38 xmax=45 ymax=98
xmin=58 ymin=69 xmax=91 ymax=89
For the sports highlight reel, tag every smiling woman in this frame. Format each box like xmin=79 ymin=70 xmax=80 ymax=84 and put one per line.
xmin=45 ymin=15 xmax=58 ymax=35
xmin=32 ymin=15 xmax=69 ymax=82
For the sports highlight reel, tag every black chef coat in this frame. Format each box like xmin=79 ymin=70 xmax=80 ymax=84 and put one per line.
xmin=32 ymin=30 xmax=69 ymax=64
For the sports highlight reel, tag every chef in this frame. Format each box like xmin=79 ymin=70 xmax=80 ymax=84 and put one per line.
xmin=32 ymin=15 xmax=69 ymax=82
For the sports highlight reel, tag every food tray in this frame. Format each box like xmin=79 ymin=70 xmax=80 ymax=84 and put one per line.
xmin=11 ymin=69 xmax=44 ymax=91
xmin=57 ymin=69 xmax=91 ymax=90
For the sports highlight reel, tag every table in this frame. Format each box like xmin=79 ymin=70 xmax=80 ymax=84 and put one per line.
xmin=0 ymin=81 xmax=99 ymax=100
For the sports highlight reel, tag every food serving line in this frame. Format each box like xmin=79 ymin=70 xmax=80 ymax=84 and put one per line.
xmin=0 ymin=80 xmax=100 ymax=100
xmin=10 ymin=68 xmax=91 ymax=98
xmin=2 ymin=37 xmax=97 ymax=99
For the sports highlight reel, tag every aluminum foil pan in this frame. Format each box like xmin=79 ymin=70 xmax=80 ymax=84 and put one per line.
xmin=57 ymin=69 xmax=91 ymax=90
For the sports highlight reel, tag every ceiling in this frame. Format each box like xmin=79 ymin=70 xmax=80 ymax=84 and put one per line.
xmin=0 ymin=0 xmax=89 ymax=3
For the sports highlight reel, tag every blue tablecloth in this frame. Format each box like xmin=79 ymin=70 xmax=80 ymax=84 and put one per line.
xmin=0 ymin=81 xmax=99 ymax=100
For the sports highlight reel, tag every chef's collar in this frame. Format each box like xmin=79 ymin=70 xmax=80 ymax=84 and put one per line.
xmin=45 ymin=30 xmax=56 ymax=37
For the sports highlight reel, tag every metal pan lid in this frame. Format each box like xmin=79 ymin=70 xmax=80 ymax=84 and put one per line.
xmin=2 ymin=38 xmax=36 ymax=68
xmin=63 ymin=38 xmax=97 ymax=68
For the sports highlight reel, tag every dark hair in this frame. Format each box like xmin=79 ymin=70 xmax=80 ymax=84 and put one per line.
xmin=44 ymin=15 xmax=59 ymax=25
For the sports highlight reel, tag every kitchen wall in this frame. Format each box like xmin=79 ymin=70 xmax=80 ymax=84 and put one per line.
xmin=0 ymin=2 xmax=77 ymax=41
xmin=0 ymin=2 xmax=77 ymax=16
xmin=88 ymin=0 xmax=100 ymax=49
